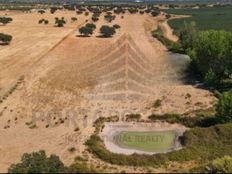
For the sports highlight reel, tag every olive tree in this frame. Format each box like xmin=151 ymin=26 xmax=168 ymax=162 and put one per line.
xmin=71 ymin=17 xmax=77 ymax=23
xmin=100 ymin=25 xmax=116 ymax=38
xmin=55 ymin=17 xmax=66 ymax=27
xmin=79 ymin=26 xmax=93 ymax=37
xmin=0 ymin=33 xmax=12 ymax=45
xmin=0 ymin=17 xmax=13 ymax=25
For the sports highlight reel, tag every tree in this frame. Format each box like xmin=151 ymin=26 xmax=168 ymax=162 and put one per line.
xmin=151 ymin=10 xmax=160 ymax=16
xmin=85 ymin=23 xmax=96 ymax=30
xmin=8 ymin=150 xmax=68 ymax=173
xmin=0 ymin=17 xmax=13 ymax=25
xmin=38 ymin=10 xmax=45 ymax=14
xmin=216 ymin=90 xmax=232 ymax=124
xmin=210 ymin=156 xmax=232 ymax=173
xmin=92 ymin=16 xmax=99 ymax=22
xmin=189 ymin=30 xmax=232 ymax=85
xmin=79 ymin=26 xmax=93 ymax=37
xmin=55 ymin=17 xmax=66 ymax=27
xmin=50 ymin=7 xmax=57 ymax=14
xmin=0 ymin=33 xmax=12 ymax=45
xmin=100 ymin=25 xmax=116 ymax=38
xmin=44 ymin=20 xmax=49 ymax=25
xmin=113 ymin=24 xmax=120 ymax=29
xmin=71 ymin=17 xmax=77 ymax=23
xmin=85 ymin=12 xmax=89 ymax=16
xmin=38 ymin=19 xmax=44 ymax=24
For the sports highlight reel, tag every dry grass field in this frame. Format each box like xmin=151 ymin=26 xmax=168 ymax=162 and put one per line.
xmin=0 ymin=9 xmax=216 ymax=172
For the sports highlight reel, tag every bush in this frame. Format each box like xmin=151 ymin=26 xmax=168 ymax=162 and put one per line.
xmin=0 ymin=17 xmax=13 ymax=25
xmin=79 ymin=26 xmax=93 ymax=37
xmin=153 ymin=99 xmax=162 ymax=108
xmin=100 ymin=25 xmax=116 ymax=38
xmin=85 ymin=23 xmax=96 ymax=30
xmin=55 ymin=17 xmax=66 ymax=27
xmin=38 ymin=10 xmax=45 ymax=14
xmin=113 ymin=24 xmax=120 ymax=29
xmin=86 ymin=123 xmax=232 ymax=167
xmin=44 ymin=20 xmax=49 ymax=25
xmin=216 ymin=90 xmax=232 ymax=123
xmin=125 ymin=113 xmax=141 ymax=121
xmin=8 ymin=150 xmax=68 ymax=173
xmin=50 ymin=7 xmax=58 ymax=14
xmin=92 ymin=16 xmax=99 ymax=22
xmin=152 ymin=27 xmax=183 ymax=53
xmin=151 ymin=10 xmax=160 ymax=16
xmin=71 ymin=17 xmax=77 ymax=22
xmin=210 ymin=156 xmax=232 ymax=173
xmin=8 ymin=150 xmax=100 ymax=173
xmin=0 ymin=33 xmax=12 ymax=45
xmin=188 ymin=30 xmax=232 ymax=86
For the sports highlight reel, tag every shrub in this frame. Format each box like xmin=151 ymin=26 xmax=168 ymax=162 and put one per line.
xmin=113 ymin=24 xmax=120 ymax=29
xmin=210 ymin=156 xmax=232 ymax=173
xmin=92 ymin=16 xmax=99 ymax=22
xmin=86 ymin=123 xmax=232 ymax=167
xmin=153 ymin=99 xmax=162 ymax=108
xmin=151 ymin=10 xmax=160 ymax=16
xmin=79 ymin=26 xmax=93 ymax=37
xmin=71 ymin=17 xmax=77 ymax=23
xmin=50 ymin=7 xmax=58 ymax=14
xmin=216 ymin=90 xmax=232 ymax=123
xmin=38 ymin=19 xmax=44 ymax=24
xmin=8 ymin=150 xmax=68 ymax=173
xmin=44 ymin=20 xmax=49 ymax=25
xmin=8 ymin=150 xmax=100 ymax=173
xmin=0 ymin=33 xmax=12 ymax=45
xmin=38 ymin=10 xmax=45 ymax=14
xmin=188 ymin=30 xmax=232 ymax=86
xmin=100 ymin=25 xmax=116 ymax=38
xmin=85 ymin=12 xmax=89 ymax=16
xmin=85 ymin=23 xmax=96 ymax=30
xmin=55 ymin=17 xmax=66 ymax=27
xmin=0 ymin=17 xmax=13 ymax=25
xmin=126 ymin=113 xmax=141 ymax=121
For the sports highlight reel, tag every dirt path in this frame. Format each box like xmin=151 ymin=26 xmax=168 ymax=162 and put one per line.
xmin=158 ymin=20 xmax=178 ymax=42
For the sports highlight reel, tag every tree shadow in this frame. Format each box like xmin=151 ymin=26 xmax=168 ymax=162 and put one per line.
xmin=76 ymin=35 xmax=91 ymax=37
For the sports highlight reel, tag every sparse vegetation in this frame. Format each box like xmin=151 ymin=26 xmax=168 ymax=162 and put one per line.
xmin=152 ymin=27 xmax=182 ymax=53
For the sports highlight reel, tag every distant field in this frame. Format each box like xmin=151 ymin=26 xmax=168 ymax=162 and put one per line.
xmin=163 ymin=7 xmax=232 ymax=33
xmin=115 ymin=131 xmax=175 ymax=152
